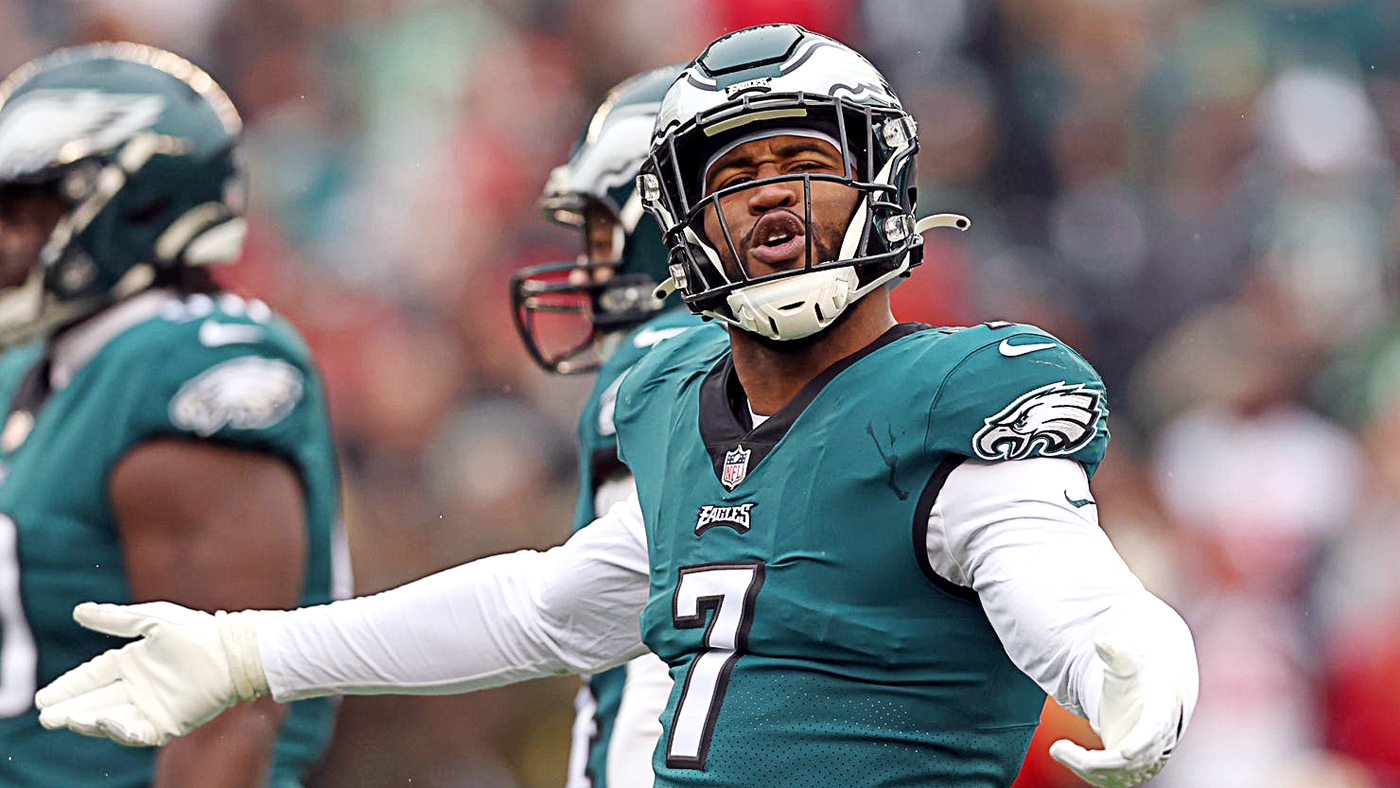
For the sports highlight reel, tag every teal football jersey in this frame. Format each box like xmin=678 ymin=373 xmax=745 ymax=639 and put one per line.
xmin=573 ymin=309 xmax=711 ymax=531
xmin=571 ymin=309 xmax=712 ymax=788
xmin=615 ymin=322 xmax=1110 ymax=788
xmin=0 ymin=294 xmax=339 ymax=788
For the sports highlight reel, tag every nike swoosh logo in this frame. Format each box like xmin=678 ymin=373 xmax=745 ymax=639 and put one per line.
xmin=632 ymin=326 xmax=688 ymax=348
xmin=1064 ymin=491 xmax=1096 ymax=508
xmin=199 ymin=319 xmax=263 ymax=347
xmin=999 ymin=339 xmax=1057 ymax=357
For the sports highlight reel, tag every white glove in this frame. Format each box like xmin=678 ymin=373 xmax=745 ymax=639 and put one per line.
xmin=34 ymin=601 xmax=270 ymax=747
xmin=1049 ymin=639 xmax=1190 ymax=788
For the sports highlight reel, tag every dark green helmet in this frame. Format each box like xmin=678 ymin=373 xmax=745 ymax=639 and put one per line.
xmin=0 ymin=42 xmax=246 ymax=344
xmin=511 ymin=64 xmax=684 ymax=374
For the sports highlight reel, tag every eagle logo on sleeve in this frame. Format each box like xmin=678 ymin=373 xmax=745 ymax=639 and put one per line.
xmin=972 ymin=382 xmax=1102 ymax=461
xmin=169 ymin=356 xmax=304 ymax=436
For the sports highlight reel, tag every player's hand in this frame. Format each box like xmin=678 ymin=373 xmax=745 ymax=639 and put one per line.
xmin=1049 ymin=639 xmax=1187 ymax=788
xmin=34 ymin=601 xmax=268 ymax=747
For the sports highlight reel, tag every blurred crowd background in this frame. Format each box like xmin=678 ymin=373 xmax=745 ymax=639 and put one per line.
xmin=5 ymin=0 xmax=1400 ymax=786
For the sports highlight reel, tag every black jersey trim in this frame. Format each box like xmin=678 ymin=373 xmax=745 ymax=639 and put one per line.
xmin=912 ymin=454 xmax=981 ymax=603
xmin=2 ymin=350 xmax=53 ymax=448
xmin=590 ymin=445 xmax=626 ymax=487
xmin=697 ymin=323 xmax=931 ymax=487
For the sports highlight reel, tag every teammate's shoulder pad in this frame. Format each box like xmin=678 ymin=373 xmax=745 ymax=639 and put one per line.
xmin=618 ymin=320 xmax=726 ymax=400
xmin=112 ymin=293 xmax=309 ymax=365
xmin=115 ymin=293 xmax=316 ymax=439
xmin=598 ymin=309 xmax=708 ymax=381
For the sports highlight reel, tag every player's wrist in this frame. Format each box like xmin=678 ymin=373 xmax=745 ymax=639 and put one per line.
xmin=1086 ymin=597 xmax=1197 ymax=732
xmin=215 ymin=610 xmax=270 ymax=701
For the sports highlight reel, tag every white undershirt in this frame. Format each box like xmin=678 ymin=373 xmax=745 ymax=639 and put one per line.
xmin=748 ymin=405 xmax=769 ymax=428
xmin=258 ymin=457 xmax=1195 ymax=732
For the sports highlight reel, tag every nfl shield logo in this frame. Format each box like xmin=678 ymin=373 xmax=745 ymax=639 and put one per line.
xmin=721 ymin=445 xmax=751 ymax=490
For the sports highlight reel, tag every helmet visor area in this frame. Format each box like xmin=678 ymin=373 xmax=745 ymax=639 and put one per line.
xmin=653 ymin=94 xmax=890 ymax=217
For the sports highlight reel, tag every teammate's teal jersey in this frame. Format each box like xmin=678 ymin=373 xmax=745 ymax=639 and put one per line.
xmin=615 ymin=321 xmax=1110 ymax=788
xmin=0 ymin=293 xmax=340 ymax=788
xmin=571 ymin=308 xmax=710 ymax=788
xmin=573 ymin=310 xmax=711 ymax=531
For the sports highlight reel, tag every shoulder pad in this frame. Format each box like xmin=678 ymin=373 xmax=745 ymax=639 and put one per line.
xmin=110 ymin=294 xmax=317 ymax=442
xmin=614 ymin=321 xmax=727 ymax=465
xmin=929 ymin=323 xmax=1109 ymax=473
xmin=591 ymin=311 xmax=708 ymax=439
xmin=618 ymin=321 xmax=726 ymax=403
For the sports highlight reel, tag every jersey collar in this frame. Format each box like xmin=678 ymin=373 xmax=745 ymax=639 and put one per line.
xmin=697 ymin=322 xmax=930 ymax=490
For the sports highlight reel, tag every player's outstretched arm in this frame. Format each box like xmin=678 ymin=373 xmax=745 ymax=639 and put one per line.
xmin=36 ymin=492 xmax=652 ymax=747
xmin=927 ymin=457 xmax=1198 ymax=788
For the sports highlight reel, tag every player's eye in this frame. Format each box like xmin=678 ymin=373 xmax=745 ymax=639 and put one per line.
xmin=715 ymin=174 xmax=753 ymax=191
xmin=791 ymin=159 xmax=839 ymax=175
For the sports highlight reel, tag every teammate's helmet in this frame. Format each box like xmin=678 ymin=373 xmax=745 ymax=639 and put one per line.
xmin=0 ymin=42 xmax=245 ymax=345
xmin=640 ymin=24 xmax=966 ymax=341
xmin=511 ymin=64 xmax=684 ymax=374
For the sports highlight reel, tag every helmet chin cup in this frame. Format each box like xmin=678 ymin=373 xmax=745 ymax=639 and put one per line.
xmin=722 ymin=266 xmax=858 ymax=341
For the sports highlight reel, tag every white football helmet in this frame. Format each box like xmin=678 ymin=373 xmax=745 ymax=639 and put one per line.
xmin=639 ymin=24 xmax=966 ymax=341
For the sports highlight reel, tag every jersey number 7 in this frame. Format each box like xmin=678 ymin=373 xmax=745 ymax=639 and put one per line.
xmin=665 ymin=562 xmax=764 ymax=770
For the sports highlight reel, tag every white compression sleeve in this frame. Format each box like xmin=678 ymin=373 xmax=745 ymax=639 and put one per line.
xmin=258 ymin=494 xmax=652 ymax=702
xmin=926 ymin=457 xmax=1197 ymax=731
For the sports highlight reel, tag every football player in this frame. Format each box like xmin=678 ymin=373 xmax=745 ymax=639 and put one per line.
xmin=0 ymin=44 xmax=341 ymax=787
xmin=509 ymin=64 xmax=695 ymax=788
xmin=35 ymin=26 xmax=1197 ymax=788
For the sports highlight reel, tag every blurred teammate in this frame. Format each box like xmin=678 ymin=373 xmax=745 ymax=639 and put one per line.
xmin=0 ymin=43 xmax=340 ymax=787
xmin=510 ymin=64 xmax=694 ymax=788
xmin=36 ymin=26 xmax=1197 ymax=788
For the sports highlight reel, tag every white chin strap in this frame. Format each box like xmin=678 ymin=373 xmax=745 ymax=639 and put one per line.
xmin=724 ymin=266 xmax=858 ymax=340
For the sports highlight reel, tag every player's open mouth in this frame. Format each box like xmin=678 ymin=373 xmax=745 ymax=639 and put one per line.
xmin=748 ymin=211 xmax=807 ymax=268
